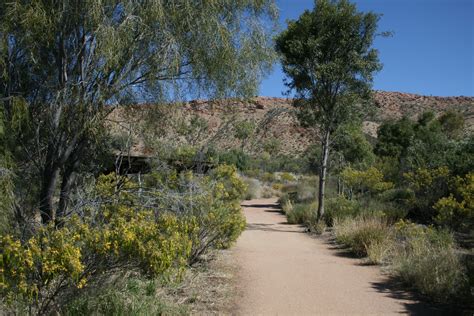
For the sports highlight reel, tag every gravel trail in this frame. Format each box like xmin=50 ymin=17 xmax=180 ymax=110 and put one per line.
xmin=232 ymin=198 xmax=439 ymax=316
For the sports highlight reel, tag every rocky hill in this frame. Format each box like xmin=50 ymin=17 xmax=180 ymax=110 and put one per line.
xmin=108 ymin=91 xmax=474 ymax=157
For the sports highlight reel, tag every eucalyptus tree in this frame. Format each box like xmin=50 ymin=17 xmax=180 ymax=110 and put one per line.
xmin=0 ymin=0 xmax=277 ymax=224
xmin=276 ymin=0 xmax=383 ymax=220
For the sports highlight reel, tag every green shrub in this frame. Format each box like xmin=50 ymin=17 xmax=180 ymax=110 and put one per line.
xmin=433 ymin=172 xmax=473 ymax=231
xmin=0 ymin=166 xmax=247 ymax=314
xmin=281 ymin=183 xmax=298 ymax=193
xmin=261 ymin=186 xmax=277 ymax=198
xmin=281 ymin=197 xmax=293 ymax=215
xmin=287 ymin=202 xmax=316 ymax=225
xmin=280 ymin=172 xmax=296 ymax=183
xmin=383 ymin=221 xmax=468 ymax=302
xmin=295 ymin=179 xmax=316 ymax=203
xmin=324 ymin=196 xmax=361 ymax=226
xmin=272 ymin=182 xmax=283 ymax=191
xmin=341 ymin=166 xmax=394 ymax=196
xmin=218 ymin=149 xmax=250 ymax=171
xmin=333 ymin=216 xmax=390 ymax=257
xmin=261 ymin=172 xmax=276 ymax=183
xmin=243 ymin=169 xmax=261 ymax=179
xmin=307 ymin=219 xmax=326 ymax=235
xmin=243 ymin=178 xmax=262 ymax=200
xmin=65 ymin=276 xmax=185 ymax=316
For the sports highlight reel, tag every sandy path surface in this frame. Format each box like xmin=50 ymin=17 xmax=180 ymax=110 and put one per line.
xmin=232 ymin=198 xmax=440 ymax=316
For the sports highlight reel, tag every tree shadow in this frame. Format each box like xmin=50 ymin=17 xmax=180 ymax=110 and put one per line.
xmin=264 ymin=209 xmax=285 ymax=214
xmin=246 ymin=223 xmax=304 ymax=234
xmin=370 ymin=277 xmax=467 ymax=315
xmin=320 ymin=234 xmax=470 ymax=314
xmin=241 ymin=203 xmax=280 ymax=209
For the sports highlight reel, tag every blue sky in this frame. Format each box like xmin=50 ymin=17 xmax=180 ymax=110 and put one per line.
xmin=260 ymin=0 xmax=474 ymax=97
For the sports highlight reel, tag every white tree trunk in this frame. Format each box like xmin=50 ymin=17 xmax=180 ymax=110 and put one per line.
xmin=317 ymin=130 xmax=330 ymax=221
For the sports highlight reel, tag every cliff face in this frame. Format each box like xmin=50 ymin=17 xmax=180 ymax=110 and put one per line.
xmin=108 ymin=91 xmax=474 ymax=156
xmin=372 ymin=91 xmax=473 ymax=124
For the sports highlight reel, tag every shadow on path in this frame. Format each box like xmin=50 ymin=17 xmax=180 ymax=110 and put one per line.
xmin=246 ymin=222 xmax=304 ymax=234
xmin=319 ymin=233 xmax=469 ymax=314
xmin=370 ymin=277 xmax=465 ymax=316
xmin=241 ymin=203 xmax=280 ymax=209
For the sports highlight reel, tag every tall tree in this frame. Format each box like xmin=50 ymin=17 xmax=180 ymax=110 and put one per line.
xmin=276 ymin=0 xmax=383 ymax=220
xmin=0 ymin=0 xmax=277 ymax=224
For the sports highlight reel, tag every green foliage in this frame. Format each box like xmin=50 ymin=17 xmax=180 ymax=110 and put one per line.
xmin=65 ymin=276 xmax=185 ymax=316
xmin=275 ymin=0 xmax=382 ymax=131
xmin=403 ymin=166 xmax=450 ymax=223
xmin=280 ymin=172 xmax=296 ymax=183
xmin=261 ymin=172 xmax=276 ymax=183
xmin=383 ymin=221 xmax=468 ymax=302
xmin=375 ymin=113 xmax=469 ymax=178
xmin=434 ymin=172 xmax=473 ymax=231
xmin=324 ymin=196 xmax=362 ymax=226
xmin=295 ymin=177 xmax=317 ymax=203
xmin=234 ymin=120 xmax=255 ymax=149
xmin=218 ymin=149 xmax=251 ymax=171
xmin=334 ymin=216 xmax=390 ymax=257
xmin=438 ymin=110 xmax=464 ymax=138
xmin=276 ymin=0 xmax=384 ymax=219
xmin=0 ymin=165 xmax=247 ymax=314
xmin=1 ymin=0 xmax=277 ymax=224
xmin=341 ymin=167 xmax=394 ymax=196
xmin=332 ymin=123 xmax=376 ymax=170
xmin=188 ymin=165 xmax=246 ymax=262
xmin=263 ymin=137 xmax=281 ymax=155
xmin=375 ymin=118 xmax=415 ymax=159
xmin=243 ymin=178 xmax=262 ymax=200
xmin=286 ymin=202 xmax=317 ymax=226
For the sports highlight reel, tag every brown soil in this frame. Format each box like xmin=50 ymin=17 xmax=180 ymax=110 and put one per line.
xmin=231 ymin=198 xmax=443 ymax=315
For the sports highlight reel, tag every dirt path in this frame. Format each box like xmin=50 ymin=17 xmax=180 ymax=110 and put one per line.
xmin=232 ymin=198 xmax=440 ymax=316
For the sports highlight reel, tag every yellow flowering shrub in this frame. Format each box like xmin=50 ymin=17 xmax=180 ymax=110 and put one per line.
xmin=188 ymin=165 xmax=246 ymax=263
xmin=1 ymin=167 xmax=248 ymax=313
xmin=1 ymin=225 xmax=85 ymax=312
xmin=341 ymin=166 xmax=394 ymax=196
xmin=403 ymin=166 xmax=450 ymax=192
xmin=434 ymin=172 xmax=473 ymax=231
xmin=280 ymin=172 xmax=295 ymax=183
xmin=210 ymin=164 xmax=247 ymax=202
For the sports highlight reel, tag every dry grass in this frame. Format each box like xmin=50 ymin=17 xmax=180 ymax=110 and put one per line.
xmin=159 ymin=250 xmax=237 ymax=315
xmin=333 ymin=216 xmax=390 ymax=258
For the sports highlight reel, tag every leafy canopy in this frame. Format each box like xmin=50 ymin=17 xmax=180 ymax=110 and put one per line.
xmin=275 ymin=0 xmax=383 ymax=132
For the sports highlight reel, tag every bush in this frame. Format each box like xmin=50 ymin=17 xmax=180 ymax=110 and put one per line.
xmin=218 ymin=149 xmax=250 ymax=171
xmin=0 ymin=166 xmax=247 ymax=314
xmin=286 ymin=202 xmax=316 ymax=225
xmin=333 ymin=216 xmax=390 ymax=257
xmin=324 ymin=196 xmax=361 ymax=226
xmin=295 ymin=178 xmax=316 ymax=203
xmin=65 ymin=276 xmax=185 ymax=315
xmin=280 ymin=196 xmax=293 ymax=215
xmin=243 ymin=178 xmax=262 ymax=200
xmin=307 ymin=219 xmax=327 ymax=235
xmin=259 ymin=185 xmax=278 ymax=198
xmin=433 ymin=172 xmax=473 ymax=231
xmin=280 ymin=172 xmax=296 ymax=183
xmin=261 ymin=172 xmax=276 ymax=183
xmin=382 ymin=221 xmax=468 ymax=302
xmin=272 ymin=183 xmax=283 ymax=191
xmin=0 ymin=210 xmax=192 ymax=314
xmin=341 ymin=166 xmax=394 ymax=197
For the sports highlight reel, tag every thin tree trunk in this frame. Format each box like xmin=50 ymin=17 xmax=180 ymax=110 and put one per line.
xmin=317 ymin=130 xmax=330 ymax=221
xmin=39 ymin=161 xmax=60 ymax=224
xmin=56 ymin=158 xmax=80 ymax=221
